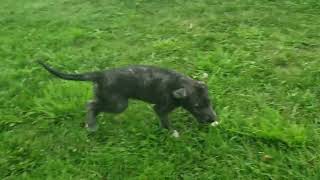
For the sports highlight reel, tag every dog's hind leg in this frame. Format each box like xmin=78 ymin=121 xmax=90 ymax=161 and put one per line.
xmin=85 ymin=100 xmax=100 ymax=132
xmin=100 ymin=94 xmax=129 ymax=114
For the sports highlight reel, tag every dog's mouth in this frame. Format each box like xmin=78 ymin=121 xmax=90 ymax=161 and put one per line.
xmin=198 ymin=115 xmax=217 ymax=124
xmin=194 ymin=114 xmax=213 ymax=124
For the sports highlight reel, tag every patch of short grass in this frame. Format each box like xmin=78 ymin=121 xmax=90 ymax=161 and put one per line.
xmin=1 ymin=0 xmax=320 ymax=179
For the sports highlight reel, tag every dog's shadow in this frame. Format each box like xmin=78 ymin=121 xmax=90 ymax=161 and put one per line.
xmin=83 ymin=113 xmax=161 ymax=143
xmin=85 ymin=119 xmax=179 ymax=145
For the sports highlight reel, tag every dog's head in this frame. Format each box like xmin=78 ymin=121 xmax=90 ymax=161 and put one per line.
xmin=172 ymin=81 xmax=218 ymax=124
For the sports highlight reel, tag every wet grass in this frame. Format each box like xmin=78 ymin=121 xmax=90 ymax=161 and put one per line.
xmin=1 ymin=0 xmax=320 ymax=179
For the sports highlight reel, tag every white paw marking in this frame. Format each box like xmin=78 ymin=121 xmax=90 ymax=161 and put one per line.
xmin=172 ymin=130 xmax=180 ymax=138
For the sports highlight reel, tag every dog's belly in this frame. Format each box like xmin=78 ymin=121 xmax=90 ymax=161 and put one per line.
xmin=129 ymin=88 xmax=167 ymax=105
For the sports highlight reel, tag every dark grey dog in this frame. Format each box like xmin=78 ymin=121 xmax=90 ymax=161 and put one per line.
xmin=38 ymin=61 xmax=218 ymax=135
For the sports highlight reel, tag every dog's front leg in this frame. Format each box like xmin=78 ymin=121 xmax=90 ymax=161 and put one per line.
xmin=86 ymin=100 xmax=99 ymax=132
xmin=158 ymin=113 xmax=172 ymax=130
xmin=153 ymin=105 xmax=172 ymax=129
xmin=153 ymin=105 xmax=179 ymax=137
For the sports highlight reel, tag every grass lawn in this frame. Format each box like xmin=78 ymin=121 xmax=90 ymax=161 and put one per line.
xmin=1 ymin=0 xmax=320 ymax=179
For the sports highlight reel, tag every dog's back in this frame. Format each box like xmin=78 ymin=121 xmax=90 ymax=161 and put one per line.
xmin=96 ymin=65 xmax=189 ymax=104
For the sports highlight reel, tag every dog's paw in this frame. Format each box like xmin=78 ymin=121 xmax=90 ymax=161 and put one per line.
xmin=85 ymin=123 xmax=98 ymax=132
xmin=172 ymin=130 xmax=180 ymax=138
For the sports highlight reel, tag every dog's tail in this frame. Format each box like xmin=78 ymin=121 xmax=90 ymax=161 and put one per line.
xmin=37 ymin=61 xmax=101 ymax=82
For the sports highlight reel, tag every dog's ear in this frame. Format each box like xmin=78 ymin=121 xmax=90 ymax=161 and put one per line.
xmin=196 ymin=81 xmax=207 ymax=91
xmin=172 ymin=88 xmax=187 ymax=99
xmin=197 ymin=81 xmax=206 ymax=86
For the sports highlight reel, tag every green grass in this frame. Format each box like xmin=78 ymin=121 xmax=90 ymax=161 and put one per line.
xmin=1 ymin=0 xmax=320 ymax=179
